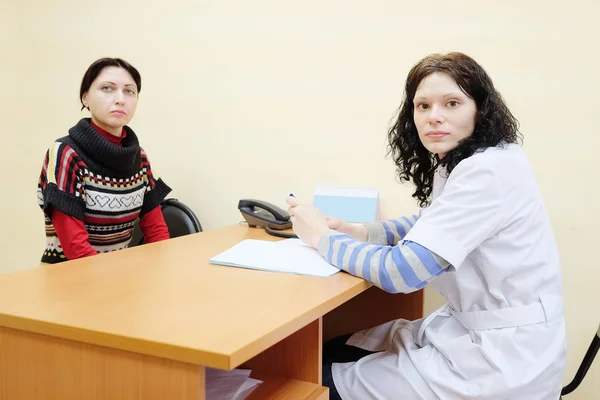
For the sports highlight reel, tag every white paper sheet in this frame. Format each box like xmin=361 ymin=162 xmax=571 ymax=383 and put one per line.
xmin=209 ymin=238 xmax=340 ymax=277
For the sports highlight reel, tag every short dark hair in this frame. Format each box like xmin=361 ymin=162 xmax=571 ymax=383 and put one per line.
xmin=387 ymin=52 xmax=521 ymax=207
xmin=79 ymin=58 xmax=142 ymax=110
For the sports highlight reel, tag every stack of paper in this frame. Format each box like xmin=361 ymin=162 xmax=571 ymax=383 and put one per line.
xmin=209 ymin=238 xmax=340 ymax=277
xmin=206 ymin=368 xmax=262 ymax=400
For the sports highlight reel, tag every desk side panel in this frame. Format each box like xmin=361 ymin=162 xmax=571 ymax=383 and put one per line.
xmin=0 ymin=326 xmax=203 ymax=400
xmin=323 ymin=287 xmax=424 ymax=342
xmin=241 ymin=318 xmax=322 ymax=385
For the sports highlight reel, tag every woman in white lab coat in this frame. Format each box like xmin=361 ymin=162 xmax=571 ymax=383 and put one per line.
xmin=286 ymin=52 xmax=567 ymax=399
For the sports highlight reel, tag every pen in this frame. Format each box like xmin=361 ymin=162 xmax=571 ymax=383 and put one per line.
xmin=289 ymin=193 xmax=295 ymax=197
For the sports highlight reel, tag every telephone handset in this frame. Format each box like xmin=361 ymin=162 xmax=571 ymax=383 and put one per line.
xmin=238 ymin=199 xmax=298 ymax=239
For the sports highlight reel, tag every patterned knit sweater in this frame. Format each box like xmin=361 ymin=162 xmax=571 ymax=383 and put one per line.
xmin=37 ymin=118 xmax=171 ymax=263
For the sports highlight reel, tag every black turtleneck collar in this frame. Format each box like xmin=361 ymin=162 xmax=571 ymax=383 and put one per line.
xmin=67 ymin=118 xmax=142 ymax=177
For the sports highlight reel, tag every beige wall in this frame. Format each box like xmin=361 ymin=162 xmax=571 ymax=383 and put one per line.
xmin=1 ymin=0 xmax=598 ymax=397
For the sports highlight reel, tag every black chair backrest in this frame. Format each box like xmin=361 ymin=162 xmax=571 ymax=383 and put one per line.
xmin=129 ymin=198 xmax=202 ymax=247
xmin=561 ymin=322 xmax=599 ymax=396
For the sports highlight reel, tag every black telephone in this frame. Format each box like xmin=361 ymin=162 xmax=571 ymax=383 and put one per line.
xmin=238 ymin=199 xmax=298 ymax=239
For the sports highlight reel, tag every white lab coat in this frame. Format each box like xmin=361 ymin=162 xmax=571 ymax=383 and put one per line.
xmin=332 ymin=144 xmax=567 ymax=400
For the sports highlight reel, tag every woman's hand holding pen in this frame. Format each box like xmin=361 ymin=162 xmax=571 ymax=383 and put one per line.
xmin=285 ymin=195 xmax=330 ymax=249
xmin=286 ymin=195 xmax=368 ymax=248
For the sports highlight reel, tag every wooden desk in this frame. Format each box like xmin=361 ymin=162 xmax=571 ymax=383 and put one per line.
xmin=0 ymin=225 xmax=422 ymax=399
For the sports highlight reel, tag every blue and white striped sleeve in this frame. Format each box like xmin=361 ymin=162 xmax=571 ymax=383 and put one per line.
xmin=317 ymin=231 xmax=450 ymax=294
xmin=364 ymin=214 xmax=419 ymax=246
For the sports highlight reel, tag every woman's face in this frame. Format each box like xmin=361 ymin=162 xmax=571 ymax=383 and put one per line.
xmin=81 ymin=66 xmax=139 ymax=137
xmin=412 ymin=72 xmax=477 ymax=158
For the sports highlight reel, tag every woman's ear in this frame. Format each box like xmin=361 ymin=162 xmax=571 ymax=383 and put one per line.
xmin=81 ymin=93 xmax=89 ymax=109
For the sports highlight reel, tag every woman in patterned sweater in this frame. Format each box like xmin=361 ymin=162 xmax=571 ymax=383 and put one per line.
xmin=37 ymin=57 xmax=171 ymax=264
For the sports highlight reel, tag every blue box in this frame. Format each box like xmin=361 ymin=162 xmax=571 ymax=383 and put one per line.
xmin=312 ymin=185 xmax=379 ymax=223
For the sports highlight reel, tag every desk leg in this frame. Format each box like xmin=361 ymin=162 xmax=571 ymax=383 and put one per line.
xmin=241 ymin=317 xmax=322 ymax=385
xmin=0 ymin=326 xmax=204 ymax=400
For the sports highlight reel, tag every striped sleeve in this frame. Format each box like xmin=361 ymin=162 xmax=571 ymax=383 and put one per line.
xmin=37 ymin=142 xmax=86 ymax=220
xmin=317 ymin=231 xmax=450 ymax=294
xmin=363 ymin=214 xmax=419 ymax=246
xmin=139 ymin=148 xmax=172 ymax=216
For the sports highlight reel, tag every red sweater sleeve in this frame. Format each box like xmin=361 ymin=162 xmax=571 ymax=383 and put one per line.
xmin=139 ymin=206 xmax=170 ymax=243
xmin=52 ymin=209 xmax=98 ymax=260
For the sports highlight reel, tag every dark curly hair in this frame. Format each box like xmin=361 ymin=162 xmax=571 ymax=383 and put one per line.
xmin=387 ymin=52 xmax=521 ymax=207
